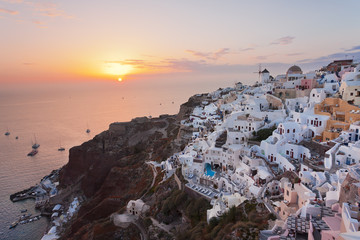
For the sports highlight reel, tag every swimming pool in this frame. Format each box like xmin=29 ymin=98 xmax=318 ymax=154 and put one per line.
xmin=205 ymin=163 xmax=215 ymax=177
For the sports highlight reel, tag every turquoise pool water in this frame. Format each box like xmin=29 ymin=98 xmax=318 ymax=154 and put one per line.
xmin=205 ymin=163 xmax=215 ymax=177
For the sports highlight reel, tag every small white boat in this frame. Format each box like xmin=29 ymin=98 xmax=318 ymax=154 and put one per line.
xmin=5 ymin=128 xmax=10 ymax=136
xmin=32 ymin=134 xmax=40 ymax=149
xmin=32 ymin=143 xmax=40 ymax=149
xmin=86 ymin=123 xmax=90 ymax=133
xmin=58 ymin=139 xmax=65 ymax=151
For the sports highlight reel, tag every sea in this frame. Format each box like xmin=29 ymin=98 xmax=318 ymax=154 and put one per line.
xmin=0 ymin=77 xmax=248 ymax=239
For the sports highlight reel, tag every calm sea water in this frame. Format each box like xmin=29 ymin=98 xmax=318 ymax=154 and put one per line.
xmin=0 ymin=78 xmax=247 ymax=239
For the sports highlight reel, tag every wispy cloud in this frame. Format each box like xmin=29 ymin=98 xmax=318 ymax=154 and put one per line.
xmin=1 ymin=0 xmax=72 ymax=18
xmin=23 ymin=62 xmax=34 ymax=65
xmin=271 ymin=36 xmax=295 ymax=45
xmin=0 ymin=7 xmax=18 ymax=14
xmin=239 ymin=48 xmax=254 ymax=52
xmin=1 ymin=0 xmax=23 ymax=3
xmin=30 ymin=2 xmax=72 ymax=18
xmin=105 ymin=59 xmax=165 ymax=69
xmin=286 ymin=52 xmax=302 ymax=56
xmin=186 ymin=48 xmax=230 ymax=60
xmin=32 ymin=19 xmax=47 ymax=28
xmin=346 ymin=45 xmax=360 ymax=52
xmin=297 ymin=51 xmax=360 ymax=64
xmin=105 ymin=58 xmax=212 ymax=72
xmin=256 ymin=55 xmax=268 ymax=60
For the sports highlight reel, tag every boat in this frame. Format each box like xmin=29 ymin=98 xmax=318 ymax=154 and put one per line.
xmin=32 ymin=143 xmax=40 ymax=149
xmin=15 ymin=136 xmax=18 ymax=139
xmin=86 ymin=123 xmax=90 ymax=133
xmin=5 ymin=128 xmax=10 ymax=136
xmin=58 ymin=139 xmax=65 ymax=151
xmin=27 ymin=149 xmax=38 ymax=156
xmin=32 ymin=134 xmax=40 ymax=149
xmin=9 ymin=221 xmax=18 ymax=229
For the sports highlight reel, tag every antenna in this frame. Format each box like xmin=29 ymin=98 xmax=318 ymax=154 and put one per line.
xmin=253 ymin=64 xmax=262 ymax=82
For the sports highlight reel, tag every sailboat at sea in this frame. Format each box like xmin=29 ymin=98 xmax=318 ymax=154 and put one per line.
xmin=32 ymin=134 xmax=40 ymax=149
xmin=86 ymin=123 xmax=90 ymax=134
xmin=58 ymin=139 xmax=65 ymax=151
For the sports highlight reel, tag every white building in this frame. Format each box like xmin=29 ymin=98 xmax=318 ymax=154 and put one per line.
xmin=340 ymin=73 xmax=360 ymax=105
xmin=322 ymin=73 xmax=340 ymax=94
xmin=225 ymin=114 xmax=264 ymax=134
xmin=309 ymin=88 xmax=327 ymax=105
xmin=260 ymin=69 xmax=270 ymax=84
xmin=335 ymin=141 xmax=360 ymax=166
xmin=127 ymin=199 xmax=149 ymax=217
xmin=273 ymin=122 xmax=303 ymax=143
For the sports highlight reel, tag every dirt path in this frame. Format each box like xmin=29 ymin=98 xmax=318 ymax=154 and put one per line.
xmin=112 ymin=213 xmax=148 ymax=240
xmin=150 ymin=217 xmax=173 ymax=234
xmin=140 ymin=162 xmax=157 ymax=199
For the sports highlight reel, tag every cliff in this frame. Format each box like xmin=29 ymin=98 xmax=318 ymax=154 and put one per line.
xmin=56 ymin=94 xmax=209 ymax=239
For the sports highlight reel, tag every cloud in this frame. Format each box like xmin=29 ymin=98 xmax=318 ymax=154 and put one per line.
xmin=297 ymin=51 xmax=360 ymax=65
xmin=105 ymin=57 xmax=257 ymax=77
xmin=6 ymin=1 xmax=73 ymax=18
xmin=1 ymin=0 xmax=23 ymax=3
xmin=346 ymin=45 xmax=360 ymax=52
xmin=23 ymin=62 xmax=34 ymax=65
xmin=105 ymin=59 xmax=163 ymax=69
xmin=271 ymin=36 xmax=295 ymax=45
xmin=239 ymin=48 xmax=254 ymax=52
xmin=0 ymin=7 xmax=18 ymax=14
xmin=256 ymin=55 xmax=268 ymax=60
xmin=32 ymin=20 xmax=47 ymax=28
xmin=32 ymin=2 xmax=72 ymax=18
xmin=286 ymin=52 xmax=302 ymax=56
xmin=186 ymin=48 xmax=230 ymax=60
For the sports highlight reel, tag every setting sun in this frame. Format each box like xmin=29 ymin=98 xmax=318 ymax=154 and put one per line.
xmin=118 ymin=77 xmax=122 ymax=82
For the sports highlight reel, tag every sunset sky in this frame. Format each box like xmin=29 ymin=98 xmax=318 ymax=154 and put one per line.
xmin=1 ymin=0 xmax=360 ymax=84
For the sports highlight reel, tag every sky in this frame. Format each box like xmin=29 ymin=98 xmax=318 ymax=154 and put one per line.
xmin=1 ymin=0 xmax=360 ymax=85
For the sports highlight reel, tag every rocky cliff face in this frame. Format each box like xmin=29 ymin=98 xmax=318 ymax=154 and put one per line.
xmin=57 ymin=94 xmax=207 ymax=239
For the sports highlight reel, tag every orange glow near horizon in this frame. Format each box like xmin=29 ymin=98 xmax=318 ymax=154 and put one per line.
xmin=103 ymin=63 xmax=134 ymax=76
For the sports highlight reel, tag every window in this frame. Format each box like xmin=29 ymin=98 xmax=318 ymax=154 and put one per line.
xmin=287 ymin=129 xmax=290 ymax=133
xmin=286 ymin=150 xmax=289 ymax=155
xmin=286 ymin=190 xmax=289 ymax=196
xmin=319 ymin=122 xmax=321 ymax=126
xmin=293 ymin=129 xmax=295 ymax=133
xmin=351 ymin=92 xmax=354 ymax=96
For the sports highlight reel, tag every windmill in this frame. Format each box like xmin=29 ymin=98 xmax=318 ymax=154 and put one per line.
xmin=253 ymin=64 xmax=262 ymax=83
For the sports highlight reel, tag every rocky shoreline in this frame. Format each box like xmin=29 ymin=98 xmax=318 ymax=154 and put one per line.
xmin=8 ymin=92 xmax=225 ymax=239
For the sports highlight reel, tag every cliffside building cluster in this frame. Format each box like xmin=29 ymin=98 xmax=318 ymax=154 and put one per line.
xmin=162 ymin=59 xmax=360 ymax=240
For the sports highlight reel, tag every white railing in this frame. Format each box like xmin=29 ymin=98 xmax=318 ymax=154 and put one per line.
xmin=342 ymin=203 xmax=360 ymax=232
